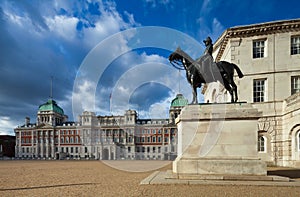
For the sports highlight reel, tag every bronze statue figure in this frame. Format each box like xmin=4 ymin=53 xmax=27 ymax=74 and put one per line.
xmin=169 ymin=45 xmax=244 ymax=104
xmin=203 ymin=36 xmax=213 ymax=57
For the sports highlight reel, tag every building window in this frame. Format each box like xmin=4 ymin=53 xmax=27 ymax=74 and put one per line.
xmin=258 ymin=136 xmax=266 ymax=152
xmin=253 ymin=79 xmax=266 ymax=102
xmin=253 ymin=40 xmax=265 ymax=58
xmin=152 ymin=136 xmax=156 ymax=143
xmin=164 ymin=137 xmax=168 ymax=143
xmin=291 ymin=36 xmax=300 ymax=55
xmin=291 ymin=76 xmax=300 ymax=95
xmin=135 ymin=137 xmax=140 ymax=143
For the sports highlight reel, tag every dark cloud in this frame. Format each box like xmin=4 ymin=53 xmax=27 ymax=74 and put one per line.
xmin=129 ymin=82 xmax=171 ymax=110
xmin=0 ymin=1 xmax=82 ymax=129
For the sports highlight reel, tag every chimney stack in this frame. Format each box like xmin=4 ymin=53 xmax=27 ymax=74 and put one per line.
xmin=25 ymin=117 xmax=30 ymax=126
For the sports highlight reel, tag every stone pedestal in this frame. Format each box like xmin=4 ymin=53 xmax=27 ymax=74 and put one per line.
xmin=173 ymin=103 xmax=267 ymax=176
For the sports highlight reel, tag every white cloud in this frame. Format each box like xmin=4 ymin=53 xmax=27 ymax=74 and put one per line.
xmin=140 ymin=52 xmax=168 ymax=63
xmin=197 ymin=16 xmax=224 ymax=42
xmin=82 ymin=4 xmax=139 ymax=48
xmin=0 ymin=116 xmax=17 ymax=135
xmin=3 ymin=9 xmax=45 ymax=38
xmin=200 ymin=0 xmax=213 ymax=14
xmin=4 ymin=10 xmax=25 ymax=26
xmin=72 ymin=79 xmax=98 ymax=116
xmin=46 ymin=15 xmax=79 ymax=41
xmin=144 ymin=0 xmax=173 ymax=8
xmin=212 ymin=18 xmax=224 ymax=38
xmin=196 ymin=0 xmax=225 ymax=42
xmin=148 ymin=96 xmax=172 ymax=119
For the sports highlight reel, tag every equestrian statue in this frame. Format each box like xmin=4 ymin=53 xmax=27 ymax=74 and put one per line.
xmin=169 ymin=36 xmax=244 ymax=104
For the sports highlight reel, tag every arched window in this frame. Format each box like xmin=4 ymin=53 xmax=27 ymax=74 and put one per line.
xmin=60 ymin=137 xmax=64 ymax=143
xmin=75 ymin=136 xmax=78 ymax=143
xmin=65 ymin=137 xmax=69 ymax=143
xmin=258 ymin=136 xmax=266 ymax=152
xmin=70 ymin=137 xmax=74 ymax=143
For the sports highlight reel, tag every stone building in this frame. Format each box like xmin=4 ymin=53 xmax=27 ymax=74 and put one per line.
xmin=15 ymin=94 xmax=187 ymax=160
xmin=14 ymin=99 xmax=81 ymax=159
xmin=203 ymin=19 xmax=300 ymax=167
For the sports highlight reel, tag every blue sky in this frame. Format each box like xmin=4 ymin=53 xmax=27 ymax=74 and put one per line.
xmin=1 ymin=0 xmax=300 ymax=135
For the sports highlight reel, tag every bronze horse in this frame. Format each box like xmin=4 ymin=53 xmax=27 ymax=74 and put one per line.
xmin=169 ymin=47 xmax=244 ymax=103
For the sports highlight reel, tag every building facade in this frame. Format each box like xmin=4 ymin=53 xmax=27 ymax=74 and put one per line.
xmin=15 ymin=94 xmax=187 ymax=160
xmin=204 ymin=19 xmax=300 ymax=167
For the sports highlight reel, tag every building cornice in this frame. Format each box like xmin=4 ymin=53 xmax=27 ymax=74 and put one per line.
xmin=214 ymin=19 xmax=300 ymax=61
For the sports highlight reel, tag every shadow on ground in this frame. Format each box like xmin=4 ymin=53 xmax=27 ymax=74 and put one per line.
xmin=268 ymin=168 xmax=300 ymax=179
xmin=0 ymin=183 xmax=98 ymax=191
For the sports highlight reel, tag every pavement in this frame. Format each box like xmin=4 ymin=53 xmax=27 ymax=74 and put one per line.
xmin=141 ymin=170 xmax=300 ymax=186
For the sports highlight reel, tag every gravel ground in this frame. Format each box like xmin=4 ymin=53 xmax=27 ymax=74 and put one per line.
xmin=0 ymin=160 xmax=300 ymax=197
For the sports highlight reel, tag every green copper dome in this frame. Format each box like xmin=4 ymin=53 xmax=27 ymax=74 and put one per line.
xmin=38 ymin=99 xmax=64 ymax=115
xmin=171 ymin=94 xmax=188 ymax=107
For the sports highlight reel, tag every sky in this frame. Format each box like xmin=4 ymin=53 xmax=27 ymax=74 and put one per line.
xmin=1 ymin=0 xmax=300 ymax=135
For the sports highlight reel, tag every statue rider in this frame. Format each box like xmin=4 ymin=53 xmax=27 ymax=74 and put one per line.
xmin=203 ymin=36 xmax=213 ymax=57
xmin=203 ymin=36 xmax=225 ymax=76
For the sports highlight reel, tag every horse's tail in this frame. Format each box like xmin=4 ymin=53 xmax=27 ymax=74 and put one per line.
xmin=232 ymin=63 xmax=244 ymax=78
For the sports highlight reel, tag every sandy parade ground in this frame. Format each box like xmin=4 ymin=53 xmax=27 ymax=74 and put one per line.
xmin=0 ymin=160 xmax=300 ymax=196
